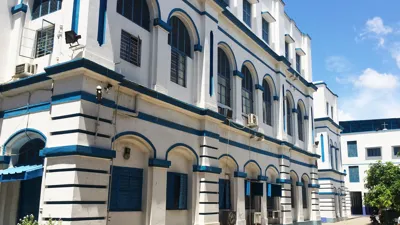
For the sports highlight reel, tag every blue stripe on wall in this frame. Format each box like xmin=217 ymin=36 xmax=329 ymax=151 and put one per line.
xmin=97 ymin=0 xmax=107 ymax=46
xmin=209 ymin=31 xmax=214 ymax=96
xmin=71 ymin=0 xmax=80 ymax=33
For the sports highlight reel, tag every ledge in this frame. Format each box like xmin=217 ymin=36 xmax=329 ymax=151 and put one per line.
xmin=295 ymin=48 xmax=306 ymax=56
xmin=40 ymin=145 xmax=116 ymax=159
xmin=234 ymin=171 xmax=247 ymax=178
xmin=308 ymin=183 xmax=320 ymax=188
xmin=276 ymin=178 xmax=291 ymax=184
xmin=233 ymin=70 xmax=244 ymax=79
xmin=258 ymin=175 xmax=268 ymax=181
xmin=153 ymin=19 xmax=171 ymax=32
xmin=11 ymin=3 xmax=28 ymax=14
xmin=0 ymin=156 xmax=11 ymax=165
xmin=285 ymin=34 xmax=295 ymax=43
xmin=261 ymin=11 xmax=276 ymax=23
xmin=314 ymin=117 xmax=343 ymax=131
xmin=296 ymin=181 xmax=304 ymax=186
xmin=148 ymin=159 xmax=171 ymax=168
xmin=318 ymin=169 xmax=346 ymax=176
xmin=193 ymin=165 xmax=222 ymax=174
xmin=255 ymin=84 xmax=264 ymax=91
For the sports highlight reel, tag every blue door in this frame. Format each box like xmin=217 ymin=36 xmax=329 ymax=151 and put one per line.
xmin=17 ymin=138 xmax=45 ymax=221
xmin=17 ymin=177 xmax=42 ymax=221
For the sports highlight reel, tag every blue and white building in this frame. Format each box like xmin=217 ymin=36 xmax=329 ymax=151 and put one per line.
xmin=313 ymin=82 xmax=351 ymax=223
xmin=340 ymin=118 xmax=400 ymax=216
xmin=0 ymin=0 xmax=324 ymax=224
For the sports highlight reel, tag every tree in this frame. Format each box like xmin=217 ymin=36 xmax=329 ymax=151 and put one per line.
xmin=364 ymin=161 xmax=400 ymax=223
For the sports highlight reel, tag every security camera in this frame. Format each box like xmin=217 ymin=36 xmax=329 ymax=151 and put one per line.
xmin=96 ymin=85 xmax=102 ymax=102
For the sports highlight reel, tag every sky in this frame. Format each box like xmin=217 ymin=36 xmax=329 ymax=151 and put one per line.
xmin=284 ymin=0 xmax=400 ymax=121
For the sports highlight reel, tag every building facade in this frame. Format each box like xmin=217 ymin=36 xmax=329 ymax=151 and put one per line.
xmin=313 ymin=82 xmax=351 ymax=223
xmin=340 ymin=118 xmax=400 ymax=216
xmin=0 ymin=0 xmax=321 ymax=225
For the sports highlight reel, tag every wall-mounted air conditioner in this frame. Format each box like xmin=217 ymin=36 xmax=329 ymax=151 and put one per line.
xmin=14 ymin=63 xmax=37 ymax=78
xmin=247 ymin=113 xmax=258 ymax=127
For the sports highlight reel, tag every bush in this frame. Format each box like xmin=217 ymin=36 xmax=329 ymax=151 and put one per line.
xmin=17 ymin=215 xmax=61 ymax=225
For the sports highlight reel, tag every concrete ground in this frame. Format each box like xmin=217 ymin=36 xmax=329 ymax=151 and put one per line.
xmin=325 ymin=216 xmax=371 ymax=225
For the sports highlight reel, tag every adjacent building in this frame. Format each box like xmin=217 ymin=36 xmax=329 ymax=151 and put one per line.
xmin=0 ymin=0 xmax=323 ymax=225
xmin=313 ymin=82 xmax=351 ymax=223
xmin=340 ymin=118 xmax=400 ymax=216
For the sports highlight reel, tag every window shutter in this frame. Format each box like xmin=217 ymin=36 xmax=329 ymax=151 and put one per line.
xmin=219 ymin=179 xmax=225 ymax=209
xmin=166 ymin=172 xmax=176 ymax=209
xmin=272 ymin=184 xmax=282 ymax=197
xmin=267 ymin=183 xmax=272 ymax=197
xmin=225 ymin=180 xmax=231 ymax=209
xmin=109 ymin=167 xmax=120 ymax=211
xmin=245 ymin=180 xmax=251 ymax=196
xmin=178 ymin=174 xmax=188 ymax=210
xmin=131 ymin=168 xmax=143 ymax=211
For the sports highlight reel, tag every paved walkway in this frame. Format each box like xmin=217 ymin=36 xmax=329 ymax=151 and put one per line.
xmin=325 ymin=217 xmax=371 ymax=225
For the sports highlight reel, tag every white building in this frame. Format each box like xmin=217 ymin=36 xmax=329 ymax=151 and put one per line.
xmin=0 ymin=0 xmax=322 ymax=225
xmin=313 ymin=82 xmax=351 ymax=223
xmin=340 ymin=118 xmax=400 ymax=216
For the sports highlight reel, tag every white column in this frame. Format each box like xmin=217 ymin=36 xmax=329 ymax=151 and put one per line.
xmin=292 ymin=109 xmax=298 ymax=144
xmin=233 ymin=75 xmax=243 ymax=123
xmin=151 ymin=25 xmax=171 ymax=94
xmin=0 ymin=183 xmax=7 ymax=225
xmin=255 ymin=88 xmax=264 ymax=124
xmin=234 ymin=177 xmax=246 ymax=225
xmin=261 ymin=182 xmax=268 ymax=225
xmin=296 ymin=185 xmax=304 ymax=222
xmin=148 ymin=167 xmax=168 ymax=225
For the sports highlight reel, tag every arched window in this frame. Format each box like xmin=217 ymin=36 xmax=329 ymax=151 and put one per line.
xmin=286 ymin=98 xmax=292 ymax=136
xmin=117 ymin=0 xmax=150 ymax=31
xmin=302 ymin=177 xmax=307 ymax=208
xmin=241 ymin=66 xmax=253 ymax=115
xmin=297 ymin=104 xmax=304 ymax=141
xmin=330 ymin=140 xmax=335 ymax=169
xmin=169 ymin=17 xmax=191 ymax=87
xmin=218 ymin=48 xmax=231 ymax=110
xmin=262 ymin=80 xmax=272 ymax=126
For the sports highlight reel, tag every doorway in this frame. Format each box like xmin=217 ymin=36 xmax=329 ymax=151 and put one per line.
xmin=245 ymin=180 xmax=263 ymax=225
xmin=350 ymin=192 xmax=363 ymax=215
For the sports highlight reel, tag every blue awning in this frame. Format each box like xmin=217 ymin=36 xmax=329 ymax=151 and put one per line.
xmin=0 ymin=165 xmax=43 ymax=182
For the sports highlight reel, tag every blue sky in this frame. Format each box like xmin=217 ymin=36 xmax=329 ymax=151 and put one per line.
xmin=285 ymin=0 xmax=400 ymax=120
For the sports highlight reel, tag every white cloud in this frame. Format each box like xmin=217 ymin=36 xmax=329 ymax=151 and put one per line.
xmin=325 ymin=56 xmax=352 ymax=73
xmin=390 ymin=42 xmax=400 ymax=69
xmin=354 ymin=68 xmax=398 ymax=89
xmin=365 ymin=17 xmax=393 ymax=35
xmin=339 ymin=69 xmax=400 ymax=120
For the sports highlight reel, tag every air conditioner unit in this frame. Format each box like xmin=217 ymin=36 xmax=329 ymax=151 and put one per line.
xmin=220 ymin=211 xmax=236 ymax=225
xmin=253 ymin=212 xmax=262 ymax=225
xmin=272 ymin=210 xmax=280 ymax=219
xmin=219 ymin=107 xmax=233 ymax=119
xmin=247 ymin=113 xmax=258 ymax=127
xmin=14 ymin=63 xmax=37 ymax=78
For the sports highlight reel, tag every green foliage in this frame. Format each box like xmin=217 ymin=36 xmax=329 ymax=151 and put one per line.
xmin=364 ymin=161 xmax=400 ymax=212
xmin=17 ymin=215 xmax=61 ymax=225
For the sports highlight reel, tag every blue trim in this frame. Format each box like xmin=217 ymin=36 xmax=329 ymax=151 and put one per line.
xmin=71 ymin=0 xmax=80 ymax=33
xmin=45 ymin=201 xmax=106 ymax=205
xmin=182 ymin=0 xmax=218 ymax=24
xmin=315 ymin=126 xmax=340 ymax=137
xmin=318 ymin=177 xmax=345 ymax=183
xmin=113 ymin=131 xmax=157 ymax=158
xmin=292 ymin=108 xmax=297 ymax=113
xmin=308 ymin=184 xmax=320 ymax=188
xmin=43 ymin=217 xmax=106 ymax=222
xmin=242 ymin=60 xmax=259 ymax=84
xmin=258 ymin=175 xmax=268 ymax=181
xmin=263 ymin=74 xmax=277 ymax=95
xmin=46 ymin=168 xmax=108 ymax=174
xmin=0 ymin=156 xmax=10 ymax=165
xmin=97 ymin=0 xmax=107 ymax=46
xmin=320 ymin=134 xmax=325 ymax=162
xmin=296 ymin=182 xmax=304 ymax=186
xmin=255 ymin=84 xmax=264 ymax=91
xmin=218 ymin=41 xmax=238 ymax=71
xmin=315 ymin=117 xmax=343 ymax=130
xmin=313 ymin=82 xmax=338 ymax=97
xmin=167 ymin=8 xmax=201 ymax=47
xmin=304 ymin=115 xmax=309 ymax=120
xmin=50 ymin=129 xmax=110 ymax=139
xmin=233 ymin=70 xmax=244 ymax=79
xmin=318 ymin=169 xmax=346 ymax=176
xmin=265 ymin=164 xmax=280 ymax=175
xmin=52 ymin=113 xmax=112 ymax=124
xmin=301 ymin=173 xmax=311 ymax=181
xmin=193 ymin=165 xmax=222 ymax=174
xmin=234 ymin=171 xmax=247 ymax=178
xmin=210 ymin=31 xmax=214 ymax=96
xmin=218 ymin=154 xmax=239 ymax=171
xmin=166 ymin=143 xmax=199 ymax=165
xmin=2 ymin=102 xmax=51 ymax=119
xmin=285 ymin=79 xmax=314 ymax=100
xmin=46 ymin=184 xmax=107 ymax=189
xmin=243 ymin=160 xmax=262 ymax=175
xmin=276 ymin=178 xmax=291 ymax=184
xmin=40 ymin=145 xmax=116 ymax=159
xmin=2 ymin=128 xmax=47 ymax=155
xmin=11 ymin=3 xmax=28 ymax=14
xmin=194 ymin=44 xmax=203 ymax=52
xmin=273 ymin=95 xmax=279 ymax=101
xmin=153 ymin=19 xmax=171 ymax=32
xmin=319 ymin=192 xmax=339 ymax=196
xmin=148 ymin=159 xmax=171 ymax=168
